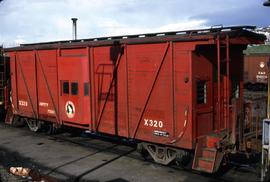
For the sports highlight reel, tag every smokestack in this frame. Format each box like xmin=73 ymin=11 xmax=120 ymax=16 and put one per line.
xmin=264 ymin=0 xmax=270 ymax=6
xmin=71 ymin=18 xmax=78 ymax=40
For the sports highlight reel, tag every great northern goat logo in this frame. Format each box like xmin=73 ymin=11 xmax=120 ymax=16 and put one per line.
xmin=65 ymin=101 xmax=75 ymax=118
xmin=260 ymin=62 xmax=265 ymax=68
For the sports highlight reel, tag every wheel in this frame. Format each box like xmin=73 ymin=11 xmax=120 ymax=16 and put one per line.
xmin=139 ymin=147 xmax=150 ymax=160
xmin=42 ymin=122 xmax=58 ymax=135
xmin=143 ymin=143 xmax=177 ymax=165
xmin=12 ymin=115 xmax=25 ymax=127
xmin=137 ymin=143 xmax=150 ymax=160
xmin=46 ymin=123 xmax=57 ymax=135
xmin=175 ymin=151 xmax=192 ymax=169
xmin=25 ymin=119 xmax=41 ymax=132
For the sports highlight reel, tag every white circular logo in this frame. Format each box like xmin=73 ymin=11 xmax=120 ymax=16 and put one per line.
xmin=65 ymin=101 xmax=75 ymax=118
xmin=260 ymin=62 xmax=265 ymax=68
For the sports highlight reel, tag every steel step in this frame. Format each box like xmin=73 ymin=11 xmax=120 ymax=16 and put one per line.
xmin=198 ymin=157 xmax=214 ymax=162
xmin=193 ymin=167 xmax=212 ymax=173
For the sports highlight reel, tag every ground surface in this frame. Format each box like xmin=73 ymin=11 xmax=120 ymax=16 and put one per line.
xmin=0 ymin=122 xmax=261 ymax=182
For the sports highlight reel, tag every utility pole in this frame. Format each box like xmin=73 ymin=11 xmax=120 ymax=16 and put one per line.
xmin=262 ymin=2 xmax=270 ymax=182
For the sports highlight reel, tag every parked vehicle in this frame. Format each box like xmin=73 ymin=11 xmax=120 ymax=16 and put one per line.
xmin=2 ymin=26 xmax=265 ymax=173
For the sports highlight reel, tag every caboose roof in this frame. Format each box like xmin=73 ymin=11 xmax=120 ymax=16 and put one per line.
xmin=244 ymin=44 xmax=270 ymax=55
xmin=5 ymin=25 xmax=266 ymax=51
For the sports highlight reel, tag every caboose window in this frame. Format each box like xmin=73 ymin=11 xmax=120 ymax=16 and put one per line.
xmin=71 ymin=82 xmax=78 ymax=95
xmin=84 ymin=82 xmax=89 ymax=96
xmin=63 ymin=81 xmax=69 ymax=94
xmin=197 ymin=80 xmax=207 ymax=104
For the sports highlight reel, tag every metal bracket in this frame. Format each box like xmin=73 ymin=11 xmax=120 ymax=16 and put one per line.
xmin=262 ymin=119 xmax=270 ymax=181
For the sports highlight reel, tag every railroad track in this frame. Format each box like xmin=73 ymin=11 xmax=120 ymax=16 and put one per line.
xmin=0 ymin=123 xmax=260 ymax=182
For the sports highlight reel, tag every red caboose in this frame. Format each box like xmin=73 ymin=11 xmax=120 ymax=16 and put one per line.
xmin=4 ymin=26 xmax=265 ymax=173
xmin=244 ymin=45 xmax=270 ymax=92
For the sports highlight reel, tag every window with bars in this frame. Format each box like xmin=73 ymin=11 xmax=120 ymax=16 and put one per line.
xmin=71 ymin=82 xmax=78 ymax=95
xmin=84 ymin=82 xmax=89 ymax=96
xmin=62 ymin=81 xmax=69 ymax=94
xmin=197 ymin=80 xmax=207 ymax=104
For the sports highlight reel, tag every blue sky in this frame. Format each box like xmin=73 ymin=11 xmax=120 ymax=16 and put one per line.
xmin=0 ymin=0 xmax=269 ymax=47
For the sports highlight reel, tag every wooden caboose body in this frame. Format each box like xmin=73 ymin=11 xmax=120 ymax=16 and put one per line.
xmin=4 ymin=26 xmax=265 ymax=173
